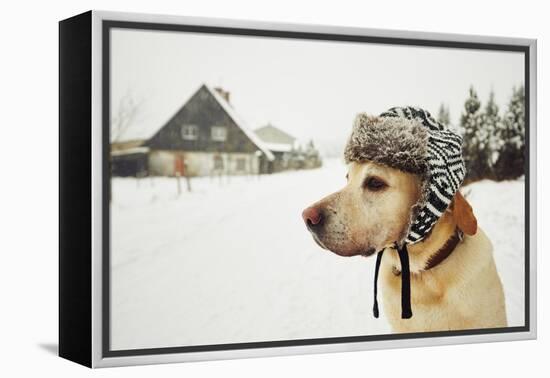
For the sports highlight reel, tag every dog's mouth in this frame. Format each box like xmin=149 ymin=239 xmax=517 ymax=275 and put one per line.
xmin=311 ymin=233 xmax=328 ymax=250
xmin=309 ymin=232 xmax=376 ymax=258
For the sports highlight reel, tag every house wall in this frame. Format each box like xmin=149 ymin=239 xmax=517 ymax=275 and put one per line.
xmin=148 ymin=151 xmax=176 ymax=176
xmin=148 ymin=150 xmax=260 ymax=177
xmin=271 ymin=151 xmax=288 ymax=173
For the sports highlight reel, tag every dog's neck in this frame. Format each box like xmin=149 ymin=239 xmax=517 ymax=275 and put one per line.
xmin=389 ymin=211 xmax=459 ymax=273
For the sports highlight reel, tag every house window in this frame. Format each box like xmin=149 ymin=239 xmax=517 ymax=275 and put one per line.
xmin=236 ymin=158 xmax=246 ymax=171
xmin=181 ymin=124 xmax=198 ymax=140
xmin=211 ymin=126 xmax=227 ymax=142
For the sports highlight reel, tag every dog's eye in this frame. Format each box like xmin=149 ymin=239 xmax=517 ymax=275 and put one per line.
xmin=364 ymin=177 xmax=387 ymax=191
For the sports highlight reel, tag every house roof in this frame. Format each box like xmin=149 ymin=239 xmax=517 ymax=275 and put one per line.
xmin=254 ymin=124 xmax=296 ymax=147
xmin=263 ymin=142 xmax=294 ymax=153
xmin=111 ymin=146 xmax=150 ymax=156
xmin=204 ymin=85 xmax=274 ymax=161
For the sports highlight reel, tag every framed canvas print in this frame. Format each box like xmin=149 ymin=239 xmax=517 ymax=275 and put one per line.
xmin=59 ymin=10 xmax=537 ymax=368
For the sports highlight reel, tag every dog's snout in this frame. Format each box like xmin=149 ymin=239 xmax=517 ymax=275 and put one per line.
xmin=302 ymin=207 xmax=323 ymax=228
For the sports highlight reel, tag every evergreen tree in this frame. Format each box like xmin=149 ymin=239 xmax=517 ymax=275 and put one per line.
xmin=437 ymin=103 xmax=451 ymax=126
xmin=460 ymin=86 xmax=491 ymax=181
xmin=493 ymin=85 xmax=525 ymax=180
xmin=483 ymin=90 xmax=502 ymax=177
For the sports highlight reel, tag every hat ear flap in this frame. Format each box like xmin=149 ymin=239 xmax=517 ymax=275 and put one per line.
xmin=452 ymin=191 xmax=477 ymax=235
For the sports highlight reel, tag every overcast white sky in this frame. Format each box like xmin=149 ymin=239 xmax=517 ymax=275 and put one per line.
xmin=111 ymin=28 xmax=524 ymax=155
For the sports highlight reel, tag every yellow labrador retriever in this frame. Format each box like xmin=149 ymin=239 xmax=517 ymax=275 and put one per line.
xmin=302 ymin=160 xmax=507 ymax=332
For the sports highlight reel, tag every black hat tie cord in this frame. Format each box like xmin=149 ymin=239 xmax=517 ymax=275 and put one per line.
xmin=397 ymin=244 xmax=413 ymax=319
xmin=372 ymin=250 xmax=384 ymax=318
xmin=372 ymin=245 xmax=413 ymax=319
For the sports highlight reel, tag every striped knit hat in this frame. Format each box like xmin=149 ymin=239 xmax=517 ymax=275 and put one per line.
xmin=344 ymin=106 xmax=466 ymax=246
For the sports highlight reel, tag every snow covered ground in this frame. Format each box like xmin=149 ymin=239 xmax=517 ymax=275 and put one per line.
xmin=463 ymin=178 xmax=525 ymax=327
xmin=110 ymin=159 xmax=525 ymax=351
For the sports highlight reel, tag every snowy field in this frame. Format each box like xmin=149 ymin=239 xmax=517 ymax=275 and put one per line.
xmin=110 ymin=159 xmax=525 ymax=351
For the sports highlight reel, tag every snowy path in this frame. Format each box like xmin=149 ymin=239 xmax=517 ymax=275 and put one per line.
xmin=111 ymin=160 xmax=524 ymax=350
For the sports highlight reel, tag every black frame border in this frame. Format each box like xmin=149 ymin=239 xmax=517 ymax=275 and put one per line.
xmin=59 ymin=11 xmax=93 ymax=367
xmin=101 ymin=19 xmax=531 ymax=358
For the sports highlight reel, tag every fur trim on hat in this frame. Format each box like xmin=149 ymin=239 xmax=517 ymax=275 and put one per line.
xmin=344 ymin=113 xmax=430 ymax=175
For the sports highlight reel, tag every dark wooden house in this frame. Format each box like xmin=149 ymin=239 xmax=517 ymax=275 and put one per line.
xmin=142 ymin=84 xmax=274 ymax=177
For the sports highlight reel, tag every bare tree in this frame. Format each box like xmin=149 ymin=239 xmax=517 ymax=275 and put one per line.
xmin=111 ymin=91 xmax=144 ymax=142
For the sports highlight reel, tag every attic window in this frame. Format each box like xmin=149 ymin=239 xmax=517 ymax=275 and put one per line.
xmin=211 ymin=126 xmax=227 ymax=142
xmin=181 ymin=124 xmax=198 ymax=140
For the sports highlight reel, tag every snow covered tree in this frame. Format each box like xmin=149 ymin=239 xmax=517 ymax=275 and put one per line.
xmin=437 ymin=103 xmax=451 ymax=126
xmin=483 ymin=90 xmax=502 ymax=177
xmin=460 ymin=86 xmax=491 ymax=181
xmin=493 ymin=85 xmax=525 ymax=180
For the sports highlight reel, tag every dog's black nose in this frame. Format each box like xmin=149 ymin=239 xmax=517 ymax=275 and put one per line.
xmin=302 ymin=207 xmax=323 ymax=228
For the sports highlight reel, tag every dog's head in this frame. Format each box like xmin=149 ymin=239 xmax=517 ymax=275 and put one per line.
xmin=302 ymin=111 xmax=474 ymax=257
xmin=302 ymin=160 xmax=422 ymax=257
xmin=302 ymin=159 xmax=478 ymax=258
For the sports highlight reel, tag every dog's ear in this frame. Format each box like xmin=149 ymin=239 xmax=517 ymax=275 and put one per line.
xmin=452 ymin=191 xmax=477 ymax=235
